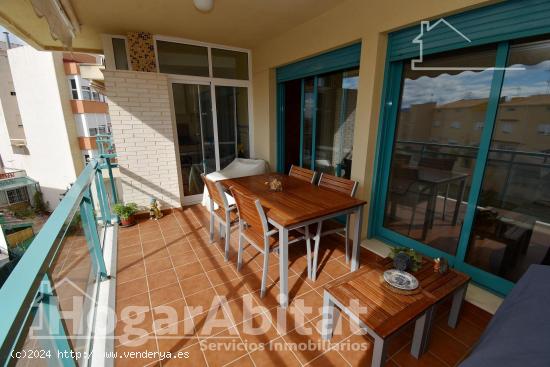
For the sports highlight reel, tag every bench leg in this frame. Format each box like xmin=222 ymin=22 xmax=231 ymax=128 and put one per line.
xmin=321 ymin=291 xmax=339 ymax=340
xmin=411 ymin=307 xmax=435 ymax=358
xmin=372 ymin=334 xmax=387 ymax=367
xmin=449 ymin=284 xmax=467 ymax=328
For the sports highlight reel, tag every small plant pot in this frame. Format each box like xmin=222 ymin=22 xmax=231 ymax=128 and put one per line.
xmin=120 ymin=215 xmax=136 ymax=227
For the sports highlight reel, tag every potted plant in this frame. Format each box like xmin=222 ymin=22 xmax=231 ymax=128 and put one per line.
xmin=113 ymin=202 xmax=138 ymax=227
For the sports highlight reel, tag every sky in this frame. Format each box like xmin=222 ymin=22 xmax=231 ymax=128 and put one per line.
xmin=0 ymin=25 xmax=28 ymax=46
xmin=401 ymin=60 xmax=550 ymax=109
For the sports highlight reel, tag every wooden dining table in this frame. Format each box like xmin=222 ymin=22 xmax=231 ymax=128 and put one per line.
xmin=220 ymin=173 xmax=367 ymax=308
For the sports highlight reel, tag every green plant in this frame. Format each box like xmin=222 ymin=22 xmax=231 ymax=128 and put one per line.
xmin=389 ymin=247 xmax=423 ymax=272
xmin=113 ymin=202 xmax=138 ymax=220
xmin=33 ymin=191 xmax=47 ymax=214
xmin=11 ymin=206 xmax=35 ymax=219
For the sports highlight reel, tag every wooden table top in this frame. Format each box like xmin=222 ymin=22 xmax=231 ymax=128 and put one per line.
xmin=220 ymin=173 xmax=366 ymax=227
xmin=325 ymin=257 xmax=470 ymax=338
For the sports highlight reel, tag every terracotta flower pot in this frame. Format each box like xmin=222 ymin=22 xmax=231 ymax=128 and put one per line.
xmin=120 ymin=215 xmax=136 ymax=227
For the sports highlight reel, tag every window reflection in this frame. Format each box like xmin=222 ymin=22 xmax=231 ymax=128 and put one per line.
xmin=467 ymin=39 xmax=550 ymax=281
xmin=383 ymin=46 xmax=497 ymax=255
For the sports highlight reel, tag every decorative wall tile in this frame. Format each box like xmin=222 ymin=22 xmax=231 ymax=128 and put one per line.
xmin=126 ymin=32 xmax=157 ymax=72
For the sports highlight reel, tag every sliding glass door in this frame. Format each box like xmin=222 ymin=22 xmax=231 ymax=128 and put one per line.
xmin=282 ymin=68 xmax=359 ymax=178
xmin=375 ymin=37 xmax=550 ymax=295
xmin=172 ymin=82 xmax=249 ymax=198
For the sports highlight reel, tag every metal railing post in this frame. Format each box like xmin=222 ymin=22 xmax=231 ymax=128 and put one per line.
xmin=105 ymin=157 xmax=118 ymax=204
xmin=94 ymin=168 xmax=111 ymax=225
xmin=80 ymin=190 xmax=108 ymax=279
xmin=38 ymin=276 xmax=78 ymax=367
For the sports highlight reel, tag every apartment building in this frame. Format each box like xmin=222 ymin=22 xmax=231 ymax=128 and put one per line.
xmin=0 ymin=43 xmax=110 ymax=209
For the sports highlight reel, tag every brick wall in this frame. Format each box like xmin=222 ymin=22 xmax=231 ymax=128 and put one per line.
xmin=103 ymin=70 xmax=181 ymax=208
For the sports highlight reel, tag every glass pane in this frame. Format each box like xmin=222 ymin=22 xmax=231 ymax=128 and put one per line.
xmin=215 ymin=86 xmax=249 ymax=169
xmin=49 ymin=210 xmax=99 ymax=364
xmin=302 ymin=78 xmax=315 ymax=169
xmin=172 ymin=83 xmax=215 ymax=195
xmin=383 ymin=46 xmax=497 ymax=255
xmin=211 ymin=48 xmax=249 ymax=80
xmin=315 ymin=69 xmax=358 ymax=178
xmin=14 ymin=301 xmax=52 ymax=367
xmin=466 ymin=39 xmax=550 ymax=281
xmin=157 ymin=41 xmax=209 ymax=76
xmin=112 ymin=38 xmax=129 ymax=70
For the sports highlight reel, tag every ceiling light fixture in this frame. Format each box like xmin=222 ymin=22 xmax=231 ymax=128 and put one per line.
xmin=193 ymin=0 xmax=214 ymax=12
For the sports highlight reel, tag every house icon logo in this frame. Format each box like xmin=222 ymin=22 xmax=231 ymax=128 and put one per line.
xmin=411 ymin=18 xmax=524 ymax=71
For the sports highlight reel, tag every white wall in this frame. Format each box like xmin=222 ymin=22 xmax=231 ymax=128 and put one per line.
xmin=0 ymin=46 xmax=25 ymax=154
xmin=4 ymin=46 xmax=82 ymax=210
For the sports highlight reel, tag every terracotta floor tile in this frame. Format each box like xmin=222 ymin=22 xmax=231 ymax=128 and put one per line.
xmin=152 ymin=298 xmax=198 ymax=330
xmin=161 ymin=341 xmax=207 ymax=367
xmin=115 ymin=333 xmax=159 ymax=367
xmin=200 ymin=330 xmax=247 ymax=367
xmin=179 ymin=273 xmax=212 ymax=296
xmin=144 ymin=257 xmax=173 ymax=276
xmin=282 ymin=320 xmax=333 ymax=364
xmin=224 ymin=354 xmax=255 ymax=367
xmin=333 ymin=331 xmax=374 ymax=367
xmin=205 ymin=264 xmax=239 ymax=286
xmin=174 ymin=261 xmax=204 ymax=280
xmin=185 ymin=287 xmax=220 ymax=312
xmin=142 ymin=246 xmax=170 ymax=261
xmin=117 ymin=252 xmax=142 ymax=268
xmin=116 ymin=277 xmax=148 ymax=301
xmin=427 ymin=327 xmax=470 ymax=366
xmin=200 ymin=253 xmax=226 ymax=271
xmin=250 ymin=337 xmax=302 ymax=367
xmin=115 ymin=311 xmax=154 ymax=346
xmin=114 ymin=209 xmax=492 ymax=367
xmin=147 ymin=268 xmax=178 ymax=291
xmin=393 ymin=345 xmax=447 ymax=367
xmin=170 ymin=251 xmax=198 ymax=267
xmin=306 ymin=349 xmax=351 ymax=366
xmin=149 ymin=283 xmax=183 ymax=308
xmin=118 ymin=244 xmax=142 ymax=258
xmin=292 ymin=289 xmax=324 ymax=321
xmin=214 ymin=277 xmax=252 ymax=302
xmin=116 ymin=293 xmax=150 ymax=317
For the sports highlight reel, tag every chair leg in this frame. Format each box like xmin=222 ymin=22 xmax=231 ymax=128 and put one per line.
xmin=345 ymin=214 xmax=351 ymax=264
xmin=305 ymin=225 xmax=312 ymax=279
xmin=260 ymin=248 xmax=270 ymax=298
xmin=219 ymin=222 xmax=224 ymax=238
xmin=311 ymin=222 xmax=323 ymax=281
xmin=409 ymin=204 xmax=417 ymax=235
xmin=224 ymin=214 xmax=231 ymax=261
xmin=236 ymin=224 xmax=243 ymax=272
xmin=209 ymin=205 xmax=215 ymax=242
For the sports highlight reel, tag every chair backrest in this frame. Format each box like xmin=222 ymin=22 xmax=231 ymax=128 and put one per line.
xmin=229 ymin=187 xmax=268 ymax=236
xmin=418 ymin=157 xmax=455 ymax=171
xmin=318 ymin=173 xmax=358 ymax=197
xmin=201 ymin=174 xmax=228 ymax=209
xmin=289 ymin=165 xmax=316 ymax=183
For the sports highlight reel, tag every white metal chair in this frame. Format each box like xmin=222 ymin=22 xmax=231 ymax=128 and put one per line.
xmin=230 ymin=186 xmax=306 ymax=297
xmin=305 ymin=173 xmax=358 ymax=281
xmin=201 ymin=174 xmax=238 ymax=261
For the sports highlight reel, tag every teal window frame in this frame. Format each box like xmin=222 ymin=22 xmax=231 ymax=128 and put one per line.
xmin=276 ymin=43 xmax=361 ymax=172
xmin=370 ymin=0 xmax=550 ymax=296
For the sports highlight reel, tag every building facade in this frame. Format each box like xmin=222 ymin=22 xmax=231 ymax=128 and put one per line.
xmin=0 ymin=45 xmax=109 ymax=209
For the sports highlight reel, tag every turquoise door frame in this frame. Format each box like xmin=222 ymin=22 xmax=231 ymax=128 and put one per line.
xmin=276 ymin=43 xmax=361 ymax=173
xmin=369 ymin=41 xmax=518 ymax=296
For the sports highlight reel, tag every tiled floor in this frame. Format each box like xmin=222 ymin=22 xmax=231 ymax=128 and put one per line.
xmin=114 ymin=205 xmax=492 ymax=367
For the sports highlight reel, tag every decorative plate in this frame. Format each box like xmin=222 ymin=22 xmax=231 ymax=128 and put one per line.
xmin=383 ymin=269 xmax=419 ymax=291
